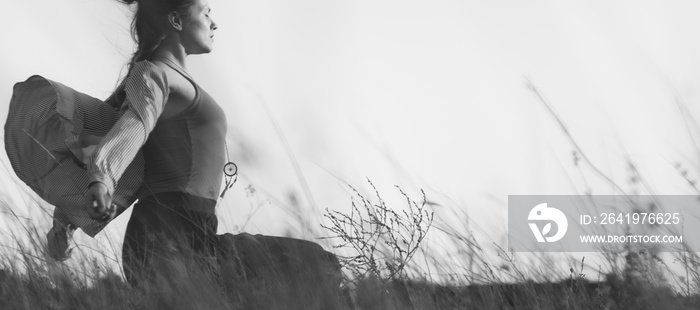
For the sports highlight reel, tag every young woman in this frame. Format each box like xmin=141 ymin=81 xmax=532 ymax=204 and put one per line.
xmin=84 ymin=0 xmax=225 ymax=283
xmin=7 ymin=2 xmax=344 ymax=304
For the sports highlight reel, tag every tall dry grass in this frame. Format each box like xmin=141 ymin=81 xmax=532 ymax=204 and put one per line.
xmin=2 ymin=176 xmax=699 ymax=310
xmin=2 ymin=82 xmax=700 ymax=309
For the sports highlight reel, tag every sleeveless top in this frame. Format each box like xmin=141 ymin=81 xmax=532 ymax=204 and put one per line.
xmin=140 ymin=61 xmax=227 ymax=203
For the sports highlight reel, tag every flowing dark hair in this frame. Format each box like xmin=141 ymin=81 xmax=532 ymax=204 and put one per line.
xmin=107 ymin=0 xmax=196 ymax=106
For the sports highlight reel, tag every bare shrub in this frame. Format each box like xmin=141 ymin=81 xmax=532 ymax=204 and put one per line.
xmin=322 ymin=180 xmax=434 ymax=281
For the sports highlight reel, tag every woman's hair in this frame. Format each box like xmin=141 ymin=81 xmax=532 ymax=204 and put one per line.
xmin=120 ymin=0 xmax=197 ymax=68
xmin=107 ymin=0 xmax=197 ymax=106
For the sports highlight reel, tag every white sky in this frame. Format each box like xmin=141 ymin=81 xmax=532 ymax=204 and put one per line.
xmin=2 ymin=0 xmax=700 ymax=281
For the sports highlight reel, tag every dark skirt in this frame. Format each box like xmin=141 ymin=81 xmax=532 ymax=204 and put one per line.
xmin=122 ymin=192 xmax=218 ymax=285
xmin=121 ymin=193 xmax=345 ymax=308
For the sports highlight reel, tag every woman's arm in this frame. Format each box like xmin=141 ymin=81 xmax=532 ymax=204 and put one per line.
xmin=85 ymin=61 xmax=169 ymax=220
xmin=86 ymin=108 xmax=148 ymax=219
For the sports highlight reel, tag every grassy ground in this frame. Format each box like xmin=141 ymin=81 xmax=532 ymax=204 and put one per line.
xmin=1 ymin=186 xmax=699 ymax=310
xmin=1 ymin=259 xmax=699 ymax=310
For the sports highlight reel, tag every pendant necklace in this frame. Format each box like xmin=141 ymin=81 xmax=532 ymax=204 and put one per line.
xmin=152 ymin=56 xmax=238 ymax=198
xmin=221 ymin=146 xmax=238 ymax=198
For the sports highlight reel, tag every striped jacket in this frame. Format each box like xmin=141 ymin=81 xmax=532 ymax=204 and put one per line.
xmin=5 ymin=61 xmax=169 ymax=236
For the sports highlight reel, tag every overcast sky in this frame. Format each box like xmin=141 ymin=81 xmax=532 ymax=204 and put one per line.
xmin=2 ymin=0 xmax=700 ymax=279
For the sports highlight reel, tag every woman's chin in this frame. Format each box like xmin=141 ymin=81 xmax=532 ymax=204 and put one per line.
xmin=186 ymin=44 xmax=214 ymax=55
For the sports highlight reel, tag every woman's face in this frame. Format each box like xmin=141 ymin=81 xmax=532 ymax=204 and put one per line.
xmin=181 ymin=0 xmax=218 ymax=55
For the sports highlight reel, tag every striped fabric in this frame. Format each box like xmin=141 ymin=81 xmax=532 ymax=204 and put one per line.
xmin=4 ymin=61 xmax=169 ymax=237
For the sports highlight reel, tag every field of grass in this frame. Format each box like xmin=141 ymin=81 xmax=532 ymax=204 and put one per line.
xmin=1 ymin=238 xmax=700 ymax=309
xmin=2 ymin=83 xmax=700 ymax=310
xmin=1 ymin=181 xmax=700 ymax=310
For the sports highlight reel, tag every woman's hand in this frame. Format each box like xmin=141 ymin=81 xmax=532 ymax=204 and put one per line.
xmin=86 ymin=182 xmax=117 ymax=221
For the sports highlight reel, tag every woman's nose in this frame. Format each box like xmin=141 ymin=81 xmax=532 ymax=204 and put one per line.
xmin=211 ymin=20 xmax=218 ymax=30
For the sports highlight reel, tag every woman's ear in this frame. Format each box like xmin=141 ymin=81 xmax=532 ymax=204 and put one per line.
xmin=168 ymin=11 xmax=183 ymax=31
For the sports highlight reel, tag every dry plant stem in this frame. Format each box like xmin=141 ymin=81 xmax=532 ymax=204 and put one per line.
xmin=494 ymin=244 xmax=527 ymax=282
xmin=673 ymin=94 xmax=700 ymax=158
xmin=22 ymin=129 xmax=83 ymax=194
xmin=322 ymin=180 xmax=434 ymax=281
xmin=526 ymin=80 xmax=633 ymax=204
xmin=257 ymin=95 xmax=318 ymax=217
